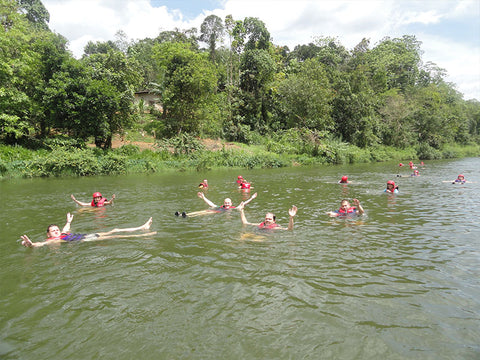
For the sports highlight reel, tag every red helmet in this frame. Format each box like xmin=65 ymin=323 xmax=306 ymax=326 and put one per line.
xmin=341 ymin=176 xmax=348 ymax=182
xmin=238 ymin=175 xmax=243 ymax=179
xmin=458 ymin=174 xmax=464 ymax=178
xmin=92 ymin=192 xmax=102 ymax=198
xmin=387 ymin=180 xmax=395 ymax=186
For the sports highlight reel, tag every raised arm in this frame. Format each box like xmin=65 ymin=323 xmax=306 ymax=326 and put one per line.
xmin=104 ymin=194 xmax=115 ymax=205
xmin=287 ymin=206 xmax=297 ymax=230
xmin=241 ymin=192 xmax=257 ymax=207
xmin=353 ymin=199 xmax=364 ymax=215
xmin=197 ymin=192 xmax=217 ymax=207
xmin=237 ymin=202 xmax=259 ymax=226
xmin=61 ymin=213 xmax=74 ymax=233
xmin=71 ymin=194 xmax=90 ymax=206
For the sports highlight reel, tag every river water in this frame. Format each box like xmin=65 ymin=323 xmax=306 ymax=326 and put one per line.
xmin=1 ymin=157 xmax=479 ymax=359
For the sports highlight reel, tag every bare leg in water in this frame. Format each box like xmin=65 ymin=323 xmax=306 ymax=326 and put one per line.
xmin=97 ymin=217 xmax=153 ymax=235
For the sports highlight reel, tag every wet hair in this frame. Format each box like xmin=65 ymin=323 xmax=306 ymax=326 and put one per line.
xmin=266 ymin=212 xmax=276 ymax=221
xmin=46 ymin=224 xmax=58 ymax=233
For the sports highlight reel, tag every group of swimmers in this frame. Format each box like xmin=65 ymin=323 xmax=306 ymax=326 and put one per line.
xmin=340 ymin=175 xmax=399 ymax=194
xmin=20 ymin=166 xmax=471 ymax=248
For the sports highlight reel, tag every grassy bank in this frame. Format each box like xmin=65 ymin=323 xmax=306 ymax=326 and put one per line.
xmin=0 ymin=136 xmax=479 ymax=179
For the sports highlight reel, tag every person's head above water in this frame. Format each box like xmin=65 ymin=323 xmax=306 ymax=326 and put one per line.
xmin=47 ymin=224 xmax=61 ymax=238
xmin=93 ymin=192 xmax=102 ymax=199
xmin=339 ymin=176 xmax=348 ymax=183
xmin=457 ymin=174 xmax=465 ymax=180
xmin=339 ymin=199 xmax=351 ymax=211
xmin=386 ymin=180 xmax=396 ymax=190
xmin=263 ymin=212 xmax=276 ymax=225
xmin=223 ymin=198 xmax=233 ymax=207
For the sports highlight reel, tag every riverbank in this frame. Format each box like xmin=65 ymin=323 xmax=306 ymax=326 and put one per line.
xmin=0 ymin=138 xmax=479 ymax=179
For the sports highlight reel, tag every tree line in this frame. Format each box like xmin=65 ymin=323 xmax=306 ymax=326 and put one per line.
xmin=1 ymin=0 xmax=479 ymax=152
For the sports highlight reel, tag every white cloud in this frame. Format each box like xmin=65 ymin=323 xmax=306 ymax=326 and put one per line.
xmin=42 ymin=0 xmax=480 ymax=100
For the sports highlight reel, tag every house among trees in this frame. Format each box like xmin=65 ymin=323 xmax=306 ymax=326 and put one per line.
xmin=134 ymin=90 xmax=162 ymax=112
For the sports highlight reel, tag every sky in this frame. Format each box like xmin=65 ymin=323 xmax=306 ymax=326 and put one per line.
xmin=41 ymin=0 xmax=480 ymax=101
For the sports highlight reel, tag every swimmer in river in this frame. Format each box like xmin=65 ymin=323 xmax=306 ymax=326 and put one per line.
xmin=339 ymin=176 xmax=350 ymax=184
xmin=198 ymin=179 xmax=208 ymax=189
xmin=20 ymin=213 xmax=156 ymax=248
xmin=327 ymin=198 xmax=364 ymax=217
xmin=384 ymin=180 xmax=399 ymax=193
xmin=237 ymin=201 xmax=297 ymax=230
xmin=443 ymin=174 xmax=473 ymax=184
xmin=175 ymin=192 xmax=257 ymax=217
xmin=71 ymin=192 xmax=115 ymax=207
xmin=239 ymin=178 xmax=252 ymax=190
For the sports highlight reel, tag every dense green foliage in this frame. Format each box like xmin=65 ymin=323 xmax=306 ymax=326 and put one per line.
xmin=1 ymin=0 xmax=479 ymax=178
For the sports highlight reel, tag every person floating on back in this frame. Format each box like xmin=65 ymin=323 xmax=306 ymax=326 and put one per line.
xmin=443 ymin=174 xmax=473 ymax=184
xmin=237 ymin=201 xmax=297 ymax=230
xmin=175 ymin=192 xmax=257 ymax=217
xmin=384 ymin=180 xmax=399 ymax=193
xmin=20 ymin=213 xmax=155 ymax=248
xmin=327 ymin=199 xmax=364 ymax=217
xmin=71 ymin=192 xmax=115 ymax=207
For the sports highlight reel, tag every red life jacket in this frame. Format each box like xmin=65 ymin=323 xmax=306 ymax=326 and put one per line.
xmin=219 ymin=205 xmax=236 ymax=210
xmin=241 ymin=182 xmax=251 ymax=189
xmin=337 ymin=206 xmax=356 ymax=215
xmin=48 ymin=233 xmax=69 ymax=241
xmin=258 ymin=222 xmax=280 ymax=229
xmin=91 ymin=198 xmax=107 ymax=207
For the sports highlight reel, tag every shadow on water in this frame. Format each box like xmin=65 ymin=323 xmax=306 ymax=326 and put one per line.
xmin=1 ymin=158 xmax=480 ymax=359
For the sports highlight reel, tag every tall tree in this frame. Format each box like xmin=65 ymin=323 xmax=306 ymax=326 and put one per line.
xmin=44 ymin=50 xmax=141 ymax=148
xmin=152 ymin=41 xmax=217 ymax=136
xmin=199 ymin=14 xmax=224 ymax=62
xmin=275 ymin=58 xmax=333 ymax=131
xmin=16 ymin=0 xmax=49 ymax=29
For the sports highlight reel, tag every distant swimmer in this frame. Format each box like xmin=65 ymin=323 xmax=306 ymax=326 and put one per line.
xmin=396 ymin=170 xmax=419 ymax=177
xmin=239 ymin=178 xmax=252 ymax=190
xmin=385 ymin=180 xmax=399 ymax=193
xmin=198 ymin=179 xmax=208 ymax=189
xmin=339 ymin=175 xmax=350 ymax=184
xmin=327 ymin=198 xmax=364 ymax=217
xmin=237 ymin=201 xmax=297 ymax=230
xmin=236 ymin=175 xmax=244 ymax=185
xmin=443 ymin=174 xmax=473 ymax=184
xmin=20 ymin=213 xmax=156 ymax=248
xmin=71 ymin=192 xmax=115 ymax=207
xmin=175 ymin=192 xmax=257 ymax=217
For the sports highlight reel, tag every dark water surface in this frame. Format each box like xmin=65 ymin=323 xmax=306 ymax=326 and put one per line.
xmin=1 ymin=158 xmax=479 ymax=359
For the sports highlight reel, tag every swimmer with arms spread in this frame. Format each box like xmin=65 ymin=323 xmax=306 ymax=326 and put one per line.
xmin=443 ymin=174 xmax=473 ymax=184
xmin=176 ymin=192 xmax=258 ymax=217
xmin=327 ymin=198 xmax=364 ymax=217
xmin=237 ymin=201 xmax=297 ymax=230
xmin=71 ymin=192 xmax=115 ymax=207
xmin=20 ymin=213 xmax=155 ymax=248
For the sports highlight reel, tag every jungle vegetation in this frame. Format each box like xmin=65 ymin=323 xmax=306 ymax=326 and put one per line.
xmin=1 ymin=0 xmax=479 ymax=177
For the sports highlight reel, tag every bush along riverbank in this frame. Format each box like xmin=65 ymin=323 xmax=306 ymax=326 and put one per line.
xmin=0 ymin=134 xmax=479 ymax=179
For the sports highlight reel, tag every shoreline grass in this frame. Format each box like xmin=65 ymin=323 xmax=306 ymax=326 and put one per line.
xmin=1 ymin=140 xmax=478 ymax=180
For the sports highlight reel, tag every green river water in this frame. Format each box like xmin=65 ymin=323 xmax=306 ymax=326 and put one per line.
xmin=1 ymin=158 xmax=479 ymax=359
